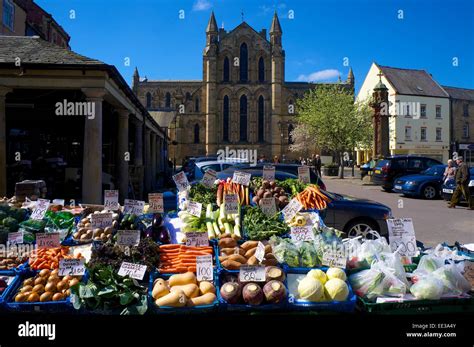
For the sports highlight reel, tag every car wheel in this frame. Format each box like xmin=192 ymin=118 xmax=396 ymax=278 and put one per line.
xmin=422 ymin=185 xmax=437 ymax=200
xmin=345 ymin=219 xmax=379 ymax=239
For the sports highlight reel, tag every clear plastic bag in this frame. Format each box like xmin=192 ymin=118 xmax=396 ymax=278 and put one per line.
xmin=349 ymin=267 xmax=386 ymax=300
xmin=372 ymin=261 xmax=407 ymax=298
xmin=413 ymin=254 xmax=445 ymax=278
xmin=410 ymin=277 xmax=444 ymax=300
xmin=432 ymin=264 xmax=471 ymax=296
xmin=379 ymin=251 xmax=410 ymax=288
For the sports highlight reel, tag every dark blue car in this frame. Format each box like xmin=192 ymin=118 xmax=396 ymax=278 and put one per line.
xmin=441 ymin=167 xmax=474 ymax=201
xmin=393 ymin=164 xmax=446 ymax=199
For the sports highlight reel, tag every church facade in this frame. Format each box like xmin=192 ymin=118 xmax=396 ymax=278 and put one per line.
xmin=133 ymin=12 xmax=354 ymax=164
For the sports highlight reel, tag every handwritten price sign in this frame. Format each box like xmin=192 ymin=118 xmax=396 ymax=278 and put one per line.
xmin=282 ymin=198 xmax=303 ymax=222
xmin=298 ymin=166 xmax=311 ymax=184
xmin=104 ymin=190 xmax=119 ymax=210
xmin=224 ymin=194 xmax=239 ymax=215
xmin=58 ymin=258 xmax=86 ymax=277
xmin=123 ymin=199 xmax=145 ymax=215
xmin=118 ymin=262 xmax=147 ymax=280
xmin=36 ymin=233 xmax=60 ymax=249
xmin=201 ymin=169 xmax=217 ymax=188
xmin=187 ymin=201 xmax=203 ymax=217
xmin=196 ymin=255 xmax=213 ymax=282
xmin=232 ymin=171 xmax=252 ymax=186
xmin=239 ymin=265 xmax=266 ymax=282
xmin=290 ymin=226 xmax=315 ymax=242
xmin=116 ymin=230 xmax=140 ymax=247
xmin=173 ymin=171 xmax=191 ymax=192
xmin=30 ymin=199 xmax=50 ymax=220
xmin=148 ymin=193 xmax=164 ymax=213
xmin=387 ymin=218 xmax=418 ymax=257
xmin=185 ymin=232 xmax=209 ymax=247
xmin=8 ymin=231 xmax=24 ymax=245
xmin=90 ymin=213 xmax=113 ymax=229
xmin=263 ymin=166 xmax=275 ymax=181
xmin=260 ymin=198 xmax=276 ymax=217
xmin=322 ymin=249 xmax=347 ymax=269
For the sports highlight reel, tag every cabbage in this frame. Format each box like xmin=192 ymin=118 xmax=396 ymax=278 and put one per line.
xmin=307 ymin=269 xmax=327 ymax=285
xmin=298 ymin=276 xmax=324 ymax=302
xmin=325 ymin=278 xmax=349 ymax=301
xmin=326 ymin=267 xmax=347 ymax=281
xmin=410 ymin=277 xmax=444 ymax=300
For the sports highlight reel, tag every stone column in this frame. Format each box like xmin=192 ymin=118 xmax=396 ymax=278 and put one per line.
xmin=82 ymin=88 xmax=106 ymax=204
xmin=116 ymin=109 xmax=130 ymax=202
xmin=144 ymin=127 xmax=152 ymax=194
xmin=133 ymin=118 xmax=144 ymax=198
xmin=0 ymin=87 xmax=11 ymax=197
xmin=150 ymin=132 xmax=157 ymax=190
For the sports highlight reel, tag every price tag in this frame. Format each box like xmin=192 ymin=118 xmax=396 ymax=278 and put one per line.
xmin=239 ymin=265 xmax=266 ymax=282
xmin=322 ymin=249 xmax=347 ymax=269
xmin=387 ymin=218 xmax=418 ymax=257
xmin=187 ymin=201 xmax=202 ymax=217
xmin=281 ymin=198 xmax=303 ymax=222
xmin=232 ymin=171 xmax=252 ymax=186
xmin=58 ymin=258 xmax=86 ymax=277
xmin=116 ymin=230 xmax=140 ymax=247
xmin=260 ymin=197 xmax=276 ymax=216
xmin=123 ymin=199 xmax=145 ymax=215
xmin=90 ymin=213 xmax=113 ymax=229
xmin=255 ymin=241 xmax=265 ymax=263
xmin=173 ymin=171 xmax=191 ymax=192
xmin=298 ymin=166 xmax=311 ymax=184
xmin=52 ymin=199 xmax=65 ymax=206
xmin=185 ymin=232 xmax=209 ymax=247
xmin=8 ymin=231 xmax=24 ymax=245
xmin=148 ymin=193 xmax=164 ymax=213
xmin=201 ymin=169 xmax=217 ymax=188
xmin=196 ymin=255 xmax=213 ymax=282
xmin=36 ymin=233 xmax=60 ymax=249
xmin=262 ymin=166 xmax=275 ymax=181
xmin=290 ymin=226 xmax=315 ymax=242
xmin=104 ymin=190 xmax=119 ymax=210
xmin=30 ymin=199 xmax=50 ymax=220
xmin=118 ymin=262 xmax=147 ymax=280
xmin=224 ymin=194 xmax=239 ymax=215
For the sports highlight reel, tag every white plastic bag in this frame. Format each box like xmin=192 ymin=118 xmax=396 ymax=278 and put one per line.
xmin=410 ymin=277 xmax=444 ymax=300
xmin=432 ymin=264 xmax=471 ymax=296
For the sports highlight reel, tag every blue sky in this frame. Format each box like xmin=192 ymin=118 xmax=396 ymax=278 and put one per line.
xmin=37 ymin=0 xmax=474 ymax=93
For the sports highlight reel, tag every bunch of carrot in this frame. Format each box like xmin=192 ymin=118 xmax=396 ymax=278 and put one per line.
xmin=296 ymin=184 xmax=331 ymax=210
xmin=29 ymin=246 xmax=81 ymax=270
xmin=159 ymin=244 xmax=214 ymax=274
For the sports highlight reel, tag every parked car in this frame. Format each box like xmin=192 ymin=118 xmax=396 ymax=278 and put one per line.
xmin=441 ymin=167 xmax=474 ymax=201
xmin=372 ymin=155 xmax=443 ymax=191
xmin=393 ymin=164 xmax=446 ymax=199
xmin=192 ymin=160 xmax=235 ymax=180
xmin=218 ymin=168 xmax=392 ymax=238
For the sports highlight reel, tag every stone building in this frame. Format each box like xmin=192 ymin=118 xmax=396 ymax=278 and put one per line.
xmin=133 ymin=12 xmax=354 ymax=164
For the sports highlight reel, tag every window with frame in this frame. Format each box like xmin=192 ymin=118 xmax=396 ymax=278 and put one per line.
xmin=194 ymin=124 xmax=200 ymax=143
xmin=165 ymin=92 xmax=171 ymax=108
xmin=223 ymin=96 xmax=229 ymax=142
xmin=2 ymin=0 xmax=14 ymax=31
xmin=239 ymin=95 xmax=248 ymax=141
xmin=146 ymin=92 xmax=152 ymax=108
xmin=239 ymin=43 xmax=248 ymax=82
xmin=195 ymin=97 xmax=200 ymax=112
xmin=406 ymin=104 xmax=410 ymax=117
xmin=288 ymin=124 xmax=294 ymax=144
xmin=420 ymin=127 xmax=427 ymax=141
xmin=258 ymin=96 xmax=264 ymax=142
xmin=405 ymin=126 xmax=412 ymax=141
xmin=420 ymin=104 xmax=427 ymax=118
xmin=436 ymin=105 xmax=442 ymax=118
xmin=223 ymin=57 xmax=230 ymax=82
xmin=258 ymin=57 xmax=265 ymax=82
xmin=436 ymin=127 xmax=442 ymax=141
xmin=463 ymin=103 xmax=469 ymax=117
xmin=463 ymin=123 xmax=469 ymax=138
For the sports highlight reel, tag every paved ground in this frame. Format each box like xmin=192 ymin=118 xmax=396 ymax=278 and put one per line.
xmin=323 ymin=175 xmax=474 ymax=247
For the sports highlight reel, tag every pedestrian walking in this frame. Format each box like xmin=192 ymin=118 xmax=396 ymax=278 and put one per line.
xmin=314 ymin=154 xmax=322 ymax=177
xmin=443 ymin=159 xmax=456 ymax=184
xmin=448 ymin=156 xmax=473 ymax=209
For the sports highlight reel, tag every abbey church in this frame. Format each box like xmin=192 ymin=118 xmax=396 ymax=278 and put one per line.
xmin=133 ymin=12 xmax=354 ymax=164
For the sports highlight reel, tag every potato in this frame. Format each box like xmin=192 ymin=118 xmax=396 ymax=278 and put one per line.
xmin=84 ymin=223 xmax=91 ymax=228
xmin=263 ymin=258 xmax=278 ymax=266
xmin=264 ymin=244 xmax=272 ymax=254
xmin=80 ymin=234 xmax=89 ymax=240
xmin=104 ymin=227 xmax=113 ymax=235
xmin=220 ymin=247 xmax=245 ymax=256
xmin=78 ymin=228 xmax=89 ymax=235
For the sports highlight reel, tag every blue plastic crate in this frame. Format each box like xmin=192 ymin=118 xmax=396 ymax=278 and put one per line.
xmin=285 ymin=267 xmax=356 ymax=312
xmin=148 ymin=271 xmax=219 ymax=314
xmin=0 ymin=272 xmax=17 ymax=309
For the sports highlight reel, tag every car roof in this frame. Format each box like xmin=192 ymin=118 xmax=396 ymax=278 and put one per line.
xmin=195 ymin=160 xmax=228 ymax=167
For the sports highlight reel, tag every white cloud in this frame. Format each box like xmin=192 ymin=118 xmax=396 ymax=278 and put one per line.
xmin=297 ymin=69 xmax=341 ymax=82
xmin=193 ymin=0 xmax=212 ymax=11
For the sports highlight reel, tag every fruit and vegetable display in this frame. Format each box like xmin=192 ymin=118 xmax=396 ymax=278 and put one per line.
xmin=0 ymin=275 xmax=14 ymax=296
xmin=159 ymin=244 xmax=213 ymax=273
xmin=152 ymin=272 xmax=217 ymax=308
xmin=217 ymin=179 xmax=250 ymax=206
xmin=218 ymin=238 xmax=278 ymax=270
xmin=13 ymin=269 xmax=80 ymax=303
xmin=295 ymin=185 xmax=331 ymax=210
xmin=0 ymin=205 xmax=28 ymax=243
xmin=219 ymin=267 xmax=287 ymax=306
xmin=72 ymin=210 xmax=119 ymax=243
xmin=251 ymin=179 xmax=289 ymax=209
xmin=243 ymin=206 xmax=289 ymax=240
xmin=29 ymin=246 xmax=82 ymax=270
xmin=141 ymin=213 xmax=171 ymax=244
xmin=189 ymin=183 xmax=218 ymax=205
xmin=0 ymin=252 xmax=28 ymax=270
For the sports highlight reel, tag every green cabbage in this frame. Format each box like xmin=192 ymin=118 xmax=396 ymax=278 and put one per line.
xmin=298 ymin=276 xmax=324 ymax=302
xmin=325 ymin=278 xmax=349 ymax=301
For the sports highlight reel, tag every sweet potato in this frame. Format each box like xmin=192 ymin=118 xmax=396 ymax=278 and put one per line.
xmin=241 ymin=241 xmax=259 ymax=251
xmin=244 ymin=247 xmax=257 ymax=258
xmin=218 ymin=238 xmax=237 ymax=249
xmin=228 ymin=254 xmax=247 ymax=264
xmin=221 ymin=259 xmax=242 ymax=270
xmin=247 ymin=256 xmax=258 ymax=266
xmin=220 ymin=247 xmax=245 ymax=256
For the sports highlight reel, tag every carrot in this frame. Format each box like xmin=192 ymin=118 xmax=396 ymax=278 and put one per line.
xmin=187 ymin=267 xmax=197 ymax=272
xmin=160 ymin=244 xmax=181 ymax=250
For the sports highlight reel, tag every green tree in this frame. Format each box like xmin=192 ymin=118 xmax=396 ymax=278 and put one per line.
xmin=295 ymin=84 xmax=373 ymax=178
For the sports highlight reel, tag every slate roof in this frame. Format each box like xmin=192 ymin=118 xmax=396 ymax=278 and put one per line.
xmin=442 ymin=86 xmax=474 ymax=101
xmin=377 ymin=64 xmax=449 ymax=98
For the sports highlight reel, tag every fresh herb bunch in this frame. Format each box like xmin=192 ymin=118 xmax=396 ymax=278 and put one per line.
xmin=243 ymin=206 xmax=289 ymax=240
xmin=277 ymin=179 xmax=308 ymax=197
xmin=189 ymin=183 xmax=217 ymax=205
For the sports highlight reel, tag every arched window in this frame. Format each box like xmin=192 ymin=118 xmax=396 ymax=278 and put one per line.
xmin=240 ymin=95 xmax=248 ymax=141
xmin=195 ymin=97 xmax=200 ymax=112
xmin=258 ymin=96 xmax=264 ymax=142
xmin=258 ymin=57 xmax=265 ymax=82
xmin=194 ymin=124 xmax=200 ymax=143
xmin=223 ymin=57 xmax=230 ymax=82
xmin=223 ymin=96 xmax=230 ymax=142
xmin=165 ymin=92 xmax=171 ymax=108
xmin=146 ymin=92 xmax=152 ymax=108
xmin=186 ymin=92 xmax=191 ymax=101
xmin=240 ymin=43 xmax=248 ymax=82
xmin=288 ymin=124 xmax=294 ymax=144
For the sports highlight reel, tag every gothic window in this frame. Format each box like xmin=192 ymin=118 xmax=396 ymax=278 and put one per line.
xmin=186 ymin=92 xmax=191 ymax=101
xmin=258 ymin=96 xmax=264 ymax=142
xmin=258 ymin=57 xmax=265 ymax=82
xmin=194 ymin=124 xmax=200 ymax=143
xmin=240 ymin=43 xmax=248 ymax=82
xmin=288 ymin=124 xmax=294 ymax=144
xmin=223 ymin=57 xmax=230 ymax=82
xmin=165 ymin=92 xmax=171 ymax=108
xmin=146 ymin=92 xmax=152 ymax=108
xmin=223 ymin=96 xmax=230 ymax=142
xmin=195 ymin=97 xmax=200 ymax=112
xmin=240 ymin=95 xmax=248 ymax=141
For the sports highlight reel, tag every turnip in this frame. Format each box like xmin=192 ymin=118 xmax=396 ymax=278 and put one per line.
xmin=265 ymin=266 xmax=286 ymax=282
xmin=263 ymin=280 xmax=287 ymax=303
xmin=242 ymin=283 xmax=264 ymax=305
xmin=220 ymin=282 xmax=241 ymax=304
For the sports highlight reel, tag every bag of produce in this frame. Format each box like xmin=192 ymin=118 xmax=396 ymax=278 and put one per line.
xmin=432 ymin=264 xmax=471 ymax=296
xmin=349 ymin=267 xmax=386 ymax=300
xmin=379 ymin=251 xmax=410 ymax=288
xmin=410 ymin=277 xmax=444 ymax=300
xmin=298 ymin=241 xmax=319 ymax=268
xmin=413 ymin=254 xmax=445 ymax=278
xmin=270 ymin=236 xmax=299 ymax=267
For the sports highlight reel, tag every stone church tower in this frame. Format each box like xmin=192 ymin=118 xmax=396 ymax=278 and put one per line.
xmin=134 ymin=12 xmax=354 ymax=164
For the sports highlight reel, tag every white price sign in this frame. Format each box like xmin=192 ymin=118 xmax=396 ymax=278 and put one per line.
xmin=185 ymin=232 xmax=209 ymax=247
xmin=104 ymin=190 xmax=119 ymax=210
xmin=123 ymin=199 xmax=145 ymax=215
xmin=260 ymin=198 xmax=276 ymax=217
xmin=148 ymin=193 xmax=164 ymax=213
xmin=201 ymin=169 xmax=217 ymax=188
xmin=282 ymin=198 xmax=303 ymax=222
xmin=58 ymin=258 xmax=86 ymax=277
xmin=90 ymin=213 xmax=113 ymax=229
xmin=196 ymin=255 xmax=213 ymax=282
xmin=118 ymin=262 xmax=147 ymax=280
xmin=322 ymin=249 xmax=347 ymax=269
xmin=30 ymin=199 xmax=50 ymax=220
xmin=262 ymin=166 xmax=275 ymax=181
xmin=255 ymin=241 xmax=265 ymax=263
xmin=173 ymin=171 xmax=191 ymax=192
xmin=224 ymin=194 xmax=239 ymax=214
xmin=290 ymin=226 xmax=315 ymax=242
xmin=36 ymin=233 xmax=60 ymax=249
xmin=298 ymin=166 xmax=311 ymax=184
xmin=387 ymin=218 xmax=418 ymax=257
xmin=187 ymin=201 xmax=203 ymax=217
xmin=116 ymin=230 xmax=140 ymax=247
xmin=239 ymin=265 xmax=266 ymax=282
xmin=232 ymin=171 xmax=252 ymax=186
xmin=8 ymin=231 xmax=24 ymax=245
xmin=52 ymin=199 xmax=65 ymax=206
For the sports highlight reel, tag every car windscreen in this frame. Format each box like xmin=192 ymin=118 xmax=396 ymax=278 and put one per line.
xmin=375 ymin=159 xmax=389 ymax=168
xmin=422 ymin=165 xmax=445 ymax=176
